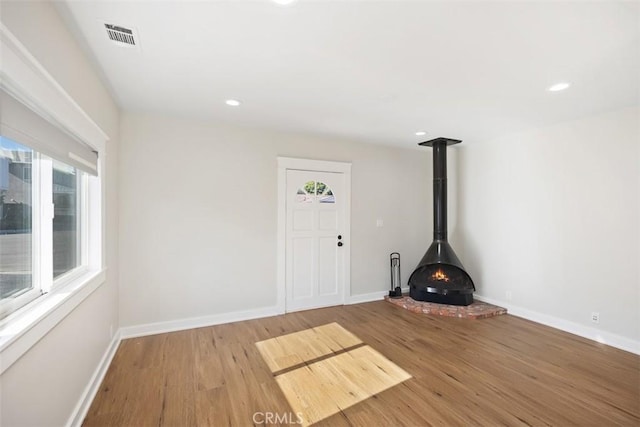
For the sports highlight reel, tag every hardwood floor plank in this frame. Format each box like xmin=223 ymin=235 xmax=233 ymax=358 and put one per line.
xmin=159 ymin=383 xmax=197 ymax=427
xmin=195 ymin=386 xmax=234 ymax=427
xmin=84 ymin=301 xmax=640 ymax=426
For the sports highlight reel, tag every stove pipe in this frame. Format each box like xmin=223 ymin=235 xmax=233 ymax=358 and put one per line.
xmin=408 ymin=137 xmax=475 ymax=306
xmin=432 ymin=138 xmax=450 ymax=241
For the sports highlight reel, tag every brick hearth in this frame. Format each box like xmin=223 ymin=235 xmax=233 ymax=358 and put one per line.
xmin=384 ymin=295 xmax=507 ymax=319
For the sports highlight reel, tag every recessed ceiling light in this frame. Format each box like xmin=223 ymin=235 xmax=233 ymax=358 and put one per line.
xmin=273 ymin=0 xmax=297 ymax=5
xmin=225 ymin=99 xmax=241 ymax=107
xmin=548 ymin=82 xmax=570 ymax=92
xmin=415 ymin=131 xmax=427 ymax=136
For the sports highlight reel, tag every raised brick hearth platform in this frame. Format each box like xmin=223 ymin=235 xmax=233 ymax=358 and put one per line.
xmin=384 ymin=295 xmax=507 ymax=319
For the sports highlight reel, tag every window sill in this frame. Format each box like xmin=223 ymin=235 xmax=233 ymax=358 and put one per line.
xmin=0 ymin=268 xmax=107 ymax=375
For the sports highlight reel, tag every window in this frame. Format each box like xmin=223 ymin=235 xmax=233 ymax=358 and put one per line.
xmin=0 ymin=137 xmax=90 ymax=318
xmin=0 ymin=88 xmax=100 ymax=320
xmin=295 ymin=181 xmax=335 ymax=204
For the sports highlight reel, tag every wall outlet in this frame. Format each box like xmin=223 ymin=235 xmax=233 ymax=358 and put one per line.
xmin=376 ymin=219 xmax=384 ymax=227
xmin=505 ymin=291 xmax=512 ymax=301
xmin=591 ymin=312 xmax=600 ymax=324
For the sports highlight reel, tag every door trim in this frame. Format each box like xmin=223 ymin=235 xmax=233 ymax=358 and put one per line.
xmin=277 ymin=157 xmax=352 ymax=313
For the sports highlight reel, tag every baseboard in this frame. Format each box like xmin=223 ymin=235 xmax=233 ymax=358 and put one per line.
xmin=346 ymin=287 xmax=410 ymax=305
xmin=475 ymin=294 xmax=640 ymax=355
xmin=119 ymin=305 xmax=283 ymax=339
xmin=121 ymin=289 xmax=415 ymax=338
xmin=66 ymin=329 xmax=122 ymax=427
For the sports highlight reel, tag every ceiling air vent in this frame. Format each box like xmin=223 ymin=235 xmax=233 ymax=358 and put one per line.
xmin=104 ymin=23 xmax=137 ymax=47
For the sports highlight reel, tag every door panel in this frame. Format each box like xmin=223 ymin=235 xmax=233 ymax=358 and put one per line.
xmin=286 ymin=169 xmax=345 ymax=312
xmin=318 ymin=236 xmax=338 ymax=296
xmin=318 ymin=210 xmax=337 ymax=231
xmin=291 ymin=237 xmax=313 ymax=299
xmin=293 ymin=210 xmax=313 ymax=231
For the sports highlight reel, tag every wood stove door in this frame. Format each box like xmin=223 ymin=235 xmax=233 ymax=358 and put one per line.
xmin=285 ymin=169 xmax=346 ymax=312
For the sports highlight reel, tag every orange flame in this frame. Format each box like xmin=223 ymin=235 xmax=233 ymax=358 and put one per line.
xmin=432 ymin=269 xmax=450 ymax=282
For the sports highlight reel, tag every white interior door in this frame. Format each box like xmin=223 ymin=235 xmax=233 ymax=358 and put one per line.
xmin=285 ymin=169 xmax=346 ymax=312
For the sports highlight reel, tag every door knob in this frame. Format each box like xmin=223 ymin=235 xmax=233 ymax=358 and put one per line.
xmin=337 ymin=242 xmax=343 ymax=247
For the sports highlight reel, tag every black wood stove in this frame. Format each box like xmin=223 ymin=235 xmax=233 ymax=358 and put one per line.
xmin=408 ymin=137 xmax=475 ymax=306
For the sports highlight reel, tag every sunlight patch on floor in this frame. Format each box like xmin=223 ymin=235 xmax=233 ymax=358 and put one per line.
xmin=256 ymin=323 xmax=411 ymax=426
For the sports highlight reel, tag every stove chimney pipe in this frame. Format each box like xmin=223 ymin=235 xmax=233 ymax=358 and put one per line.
xmin=419 ymin=137 xmax=460 ymax=242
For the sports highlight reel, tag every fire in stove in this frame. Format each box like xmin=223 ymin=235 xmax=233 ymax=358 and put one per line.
xmin=431 ymin=269 xmax=450 ymax=282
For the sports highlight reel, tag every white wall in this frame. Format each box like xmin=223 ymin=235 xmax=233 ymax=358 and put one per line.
xmin=0 ymin=2 xmax=120 ymax=426
xmin=119 ymin=113 xmax=431 ymax=327
xmin=456 ymin=107 xmax=639 ymax=346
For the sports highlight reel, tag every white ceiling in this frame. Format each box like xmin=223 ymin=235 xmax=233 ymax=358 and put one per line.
xmin=56 ymin=1 xmax=639 ymax=148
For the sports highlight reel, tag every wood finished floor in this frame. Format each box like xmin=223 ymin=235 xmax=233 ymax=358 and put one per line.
xmin=84 ymin=301 xmax=640 ymax=426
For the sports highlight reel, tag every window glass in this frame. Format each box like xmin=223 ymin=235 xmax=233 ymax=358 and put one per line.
xmin=0 ymin=137 xmax=33 ymax=299
xmin=316 ymin=181 xmax=334 ymax=204
xmin=53 ymin=160 xmax=80 ymax=278
xmin=295 ymin=181 xmax=335 ymax=204
xmin=296 ymin=181 xmax=315 ymax=203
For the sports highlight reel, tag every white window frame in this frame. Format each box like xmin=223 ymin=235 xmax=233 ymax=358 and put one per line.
xmin=0 ymin=143 xmax=91 ymax=318
xmin=0 ymin=23 xmax=109 ymax=375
